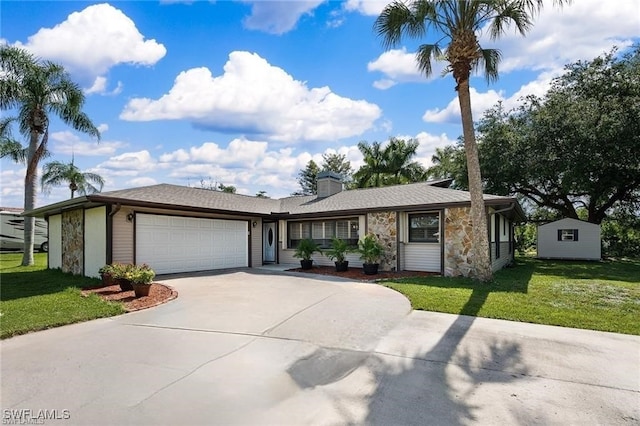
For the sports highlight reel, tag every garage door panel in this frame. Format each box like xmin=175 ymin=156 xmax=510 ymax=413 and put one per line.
xmin=136 ymin=214 xmax=248 ymax=274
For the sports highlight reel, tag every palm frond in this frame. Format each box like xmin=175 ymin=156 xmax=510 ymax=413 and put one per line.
xmin=477 ymin=48 xmax=502 ymax=83
xmin=416 ymin=43 xmax=443 ymax=77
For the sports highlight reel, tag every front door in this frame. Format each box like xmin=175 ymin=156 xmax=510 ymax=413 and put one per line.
xmin=263 ymin=222 xmax=276 ymax=263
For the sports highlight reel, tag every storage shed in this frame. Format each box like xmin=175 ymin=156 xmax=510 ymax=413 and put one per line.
xmin=537 ymin=218 xmax=601 ymax=260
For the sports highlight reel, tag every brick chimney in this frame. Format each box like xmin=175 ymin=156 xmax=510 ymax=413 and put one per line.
xmin=316 ymin=171 xmax=343 ymax=198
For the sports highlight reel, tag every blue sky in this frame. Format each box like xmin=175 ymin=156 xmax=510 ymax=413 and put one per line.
xmin=1 ymin=0 xmax=638 ymax=208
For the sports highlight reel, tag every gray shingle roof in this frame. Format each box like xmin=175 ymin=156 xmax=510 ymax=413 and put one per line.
xmin=91 ymin=184 xmax=281 ymax=215
xmin=88 ymin=182 xmax=516 ymax=217
xmin=26 ymin=181 xmax=521 ymax=219
xmin=279 ymin=181 xmax=513 ymax=216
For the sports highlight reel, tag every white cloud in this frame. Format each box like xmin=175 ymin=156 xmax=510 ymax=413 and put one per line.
xmin=50 ymin=131 xmax=126 ymax=157
xmin=343 ymin=0 xmax=388 ymax=16
xmin=99 ymin=150 xmax=156 ymax=172
xmin=242 ymin=1 xmax=325 ymax=34
xmin=422 ymin=88 xmax=504 ymax=123
xmin=482 ymin=0 xmax=639 ymax=74
xmin=127 ymin=177 xmax=158 ymax=187
xmin=16 ymin=3 xmax=166 ymax=81
xmin=367 ymin=48 xmax=445 ymax=89
xmin=97 ymin=124 xmax=109 ymax=134
xmin=120 ymin=51 xmax=382 ymax=142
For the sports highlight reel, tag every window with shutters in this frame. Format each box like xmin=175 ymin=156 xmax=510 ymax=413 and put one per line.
xmin=558 ymin=229 xmax=579 ymax=241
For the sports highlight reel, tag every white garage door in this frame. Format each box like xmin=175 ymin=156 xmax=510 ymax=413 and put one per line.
xmin=136 ymin=214 xmax=248 ymax=274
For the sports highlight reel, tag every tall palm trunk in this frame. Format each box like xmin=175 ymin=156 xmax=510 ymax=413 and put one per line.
xmin=457 ymin=78 xmax=491 ymax=281
xmin=21 ymin=130 xmax=39 ymax=266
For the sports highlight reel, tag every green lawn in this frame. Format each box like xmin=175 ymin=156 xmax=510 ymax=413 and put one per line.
xmin=384 ymin=257 xmax=640 ymax=335
xmin=0 ymin=252 xmax=125 ymax=339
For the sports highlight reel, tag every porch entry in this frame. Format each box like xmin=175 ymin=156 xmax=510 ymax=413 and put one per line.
xmin=263 ymin=222 xmax=276 ymax=263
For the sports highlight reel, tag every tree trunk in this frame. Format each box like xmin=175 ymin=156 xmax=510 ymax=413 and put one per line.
xmin=457 ymin=79 xmax=492 ymax=282
xmin=21 ymin=131 xmax=39 ymax=266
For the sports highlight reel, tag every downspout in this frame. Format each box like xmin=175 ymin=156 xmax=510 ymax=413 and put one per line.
xmin=106 ymin=204 xmax=121 ymax=265
xmin=108 ymin=203 xmax=122 ymax=217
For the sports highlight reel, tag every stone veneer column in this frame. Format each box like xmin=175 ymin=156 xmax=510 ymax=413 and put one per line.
xmin=366 ymin=211 xmax=397 ymax=271
xmin=444 ymin=207 xmax=474 ymax=277
xmin=62 ymin=209 xmax=84 ymax=275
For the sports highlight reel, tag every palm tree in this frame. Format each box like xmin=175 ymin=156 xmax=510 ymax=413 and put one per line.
xmin=384 ymin=137 xmax=426 ymax=184
xmin=375 ymin=0 xmax=568 ymax=281
xmin=0 ymin=46 xmax=100 ymax=265
xmin=353 ymin=141 xmax=387 ymax=188
xmin=353 ymin=138 xmax=427 ymax=188
xmin=41 ymin=159 xmax=105 ymax=198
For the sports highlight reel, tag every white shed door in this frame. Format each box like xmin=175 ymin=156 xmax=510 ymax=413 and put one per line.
xmin=136 ymin=214 xmax=248 ymax=274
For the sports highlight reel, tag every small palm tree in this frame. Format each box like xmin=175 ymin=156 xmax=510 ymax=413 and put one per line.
xmin=374 ymin=0 xmax=569 ymax=281
xmin=0 ymin=45 xmax=99 ymax=265
xmin=41 ymin=159 xmax=105 ymax=198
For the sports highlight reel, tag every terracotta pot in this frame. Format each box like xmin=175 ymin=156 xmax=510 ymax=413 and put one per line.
xmin=300 ymin=259 xmax=313 ymax=270
xmin=335 ymin=261 xmax=349 ymax=272
xmin=132 ymin=283 xmax=151 ymax=297
xmin=362 ymin=263 xmax=379 ymax=275
xmin=101 ymin=273 xmax=115 ymax=287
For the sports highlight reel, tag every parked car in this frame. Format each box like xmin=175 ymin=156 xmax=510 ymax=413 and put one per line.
xmin=0 ymin=210 xmax=48 ymax=252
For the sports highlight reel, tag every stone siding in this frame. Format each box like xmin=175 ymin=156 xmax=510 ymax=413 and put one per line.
xmin=444 ymin=207 xmax=474 ymax=277
xmin=366 ymin=211 xmax=397 ymax=271
xmin=62 ymin=209 xmax=83 ymax=275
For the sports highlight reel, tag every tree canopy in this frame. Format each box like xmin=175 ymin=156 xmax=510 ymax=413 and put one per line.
xmin=352 ymin=138 xmax=427 ymax=188
xmin=41 ymin=159 xmax=105 ymax=198
xmin=293 ymin=153 xmax=354 ymax=195
xmin=474 ymin=47 xmax=639 ymax=224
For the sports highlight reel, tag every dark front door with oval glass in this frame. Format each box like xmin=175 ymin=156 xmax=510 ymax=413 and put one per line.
xmin=262 ymin=222 xmax=276 ymax=263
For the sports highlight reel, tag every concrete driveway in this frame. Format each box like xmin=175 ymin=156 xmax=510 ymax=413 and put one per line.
xmin=2 ymin=269 xmax=639 ymax=425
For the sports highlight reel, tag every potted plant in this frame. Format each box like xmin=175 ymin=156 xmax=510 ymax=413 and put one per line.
xmin=108 ymin=263 xmax=134 ymax=291
xmin=124 ymin=264 xmax=156 ymax=297
xmin=98 ymin=264 xmax=116 ymax=287
xmin=293 ymin=238 xmax=322 ymax=270
xmin=325 ymin=237 xmax=354 ymax=272
xmin=358 ymin=233 xmax=384 ymax=275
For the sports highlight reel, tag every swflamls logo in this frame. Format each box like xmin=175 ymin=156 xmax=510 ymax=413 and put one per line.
xmin=2 ymin=409 xmax=71 ymax=424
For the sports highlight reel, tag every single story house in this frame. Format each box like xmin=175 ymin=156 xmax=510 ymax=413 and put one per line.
xmin=25 ymin=172 xmax=525 ymax=278
xmin=537 ymin=218 xmax=601 ymax=260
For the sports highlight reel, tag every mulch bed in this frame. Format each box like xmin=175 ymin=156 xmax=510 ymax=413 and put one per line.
xmin=81 ymin=283 xmax=178 ymax=312
xmin=286 ymin=265 xmax=438 ymax=281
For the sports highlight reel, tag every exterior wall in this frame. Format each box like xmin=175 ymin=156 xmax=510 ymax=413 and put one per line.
xmin=278 ymin=217 xmax=364 ymax=267
xmin=443 ymin=207 xmax=474 ymax=277
xmin=112 ymin=209 xmax=134 ymax=264
xmin=61 ymin=209 xmax=84 ymax=275
xmin=490 ymin=213 xmax=514 ymax=272
xmin=251 ymin=218 xmax=262 ymax=267
xmin=84 ymin=207 xmax=107 ymax=278
xmin=48 ymin=214 xmax=62 ymax=270
xmin=398 ymin=212 xmax=441 ymax=273
xmin=367 ymin=211 xmax=397 ymax=271
xmin=537 ymin=218 xmax=601 ymax=260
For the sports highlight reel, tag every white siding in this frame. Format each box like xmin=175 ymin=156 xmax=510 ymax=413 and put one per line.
xmin=112 ymin=209 xmax=133 ymax=264
xmin=537 ymin=218 xmax=601 ymax=260
xmin=403 ymin=243 xmax=441 ymax=272
xmin=491 ymin=213 xmax=514 ymax=272
xmin=48 ymin=214 xmax=62 ymax=270
xmin=250 ymin=218 xmax=262 ymax=267
xmin=398 ymin=211 xmax=442 ymax=273
xmin=84 ymin=207 xmax=107 ymax=278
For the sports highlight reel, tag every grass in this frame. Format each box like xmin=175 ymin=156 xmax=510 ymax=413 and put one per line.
xmin=0 ymin=252 xmax=125 ymax=339
xmin=384 ymin=257 xmax=640 ymax=335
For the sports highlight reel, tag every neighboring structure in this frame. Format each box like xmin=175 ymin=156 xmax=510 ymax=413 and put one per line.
xmin=24 ymin=175 xmax=524 ymax=278
xmin=0 ymin=208 xmax=48 ymax=252
xmin=537 ymin=218 xmax=601 ymax=260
